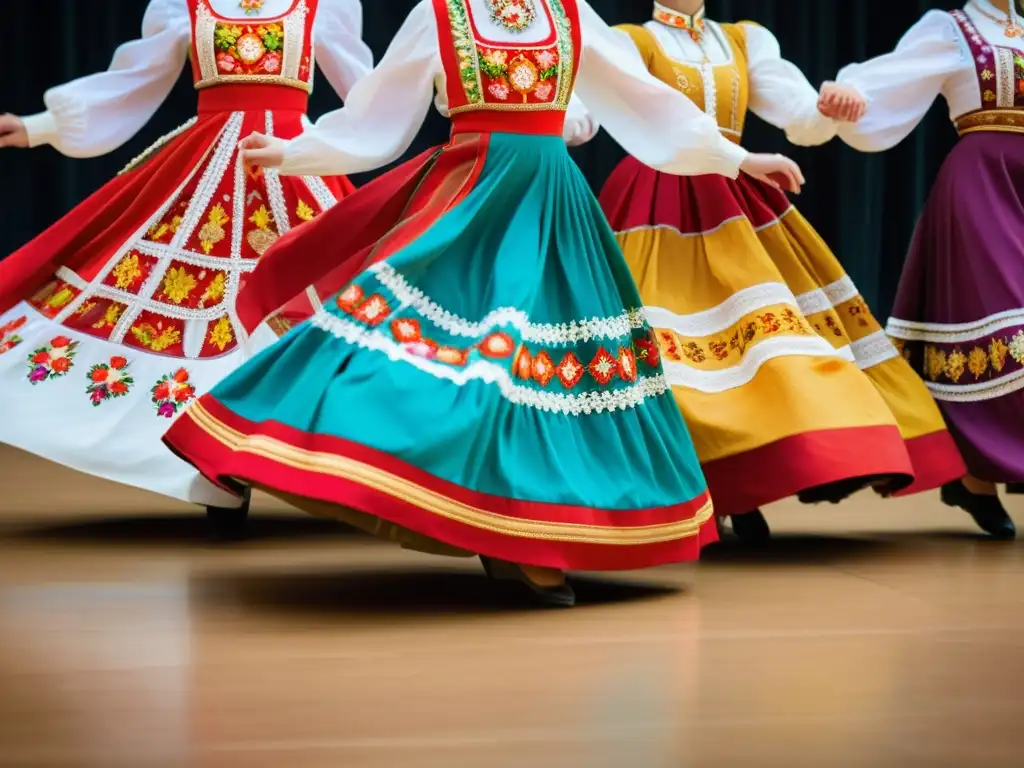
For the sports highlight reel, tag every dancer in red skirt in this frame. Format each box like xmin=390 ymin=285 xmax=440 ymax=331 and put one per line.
xmin=0 ymin=0 xmax=371 ymax=535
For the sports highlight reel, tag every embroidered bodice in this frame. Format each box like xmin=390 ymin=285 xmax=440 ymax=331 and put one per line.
xmin=432 ymin=0 xmax=581 ymax=135
xmin=619 ymin=20 xmax=750 ymax=144
xmin=190 ymin=0 xmax=317 ymax=92
xmin=949 ymin=8 xmax=1024 ymax=133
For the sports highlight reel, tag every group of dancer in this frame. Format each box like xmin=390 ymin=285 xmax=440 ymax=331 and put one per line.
xmin=0 ymin=0 xmax=1020 ymax=606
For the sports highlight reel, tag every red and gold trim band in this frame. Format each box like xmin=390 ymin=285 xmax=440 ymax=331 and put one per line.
xmin=653 ymin=2 xmax=705 ymax=40
xmin=197 ymin=84 xmax=309 ymax=114
xmin=955 ymin=108 xmax=1024 ymax=137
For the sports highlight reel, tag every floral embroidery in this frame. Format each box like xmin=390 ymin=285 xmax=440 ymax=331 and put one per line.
xmin=945 ymin=348 xmax=967 ymax=383
xmin=295 ymin=200 xmax=315 ymax=222
xmin=926 ymin=346 xmax=947 ymax=381
xmin=152 ymin=368 xmax=196 ymax=417
xmin=198 ymin=204 xmax=230 ymax=254
xmin=131 ymin=321 xmax=182 ymax=352
xmin=479 ymin=46 xmax=560 ymax=104
xmin=214 ymin=22 xmax=284 ymax=76
xmin=27 ymin=336 xmax=79 ymax=384
xmin=487 ymin=0 xmax=537 ymax=33
xmin=200 ymin=273 xmax=227 ymax=307
xmin=208 ymin=317 xmax=235 ymax=352
xmin=967 ymin=346 xmax=989 ymax=379
xmin=0 ymin=316 xmax=27 ymax=355
xmin=845 ymin=297 xmax=873 ymax=329
xmin=658 ymin=309 xmax=812 ymax=368
xmin=162 ymin=266 xmax=199 ymax=304
xmin=1010 ymin=330 xmax=1024 ymax=364
xmin=480 ymin=332 xmax=515 ymax=358
xmin=588 ymin=347 xmax=618 ymax=385
xmin=353 ymin=295 xmax=392 ymax=327
xmin=93 ymin=302 xmax=125 ymax=332
xmin=111 ymin=253 xmax=143 ymax=290
xmin=532 ymin=350 xmax=556 ymax=386
xmin=31 ymin=280 xmax=80 ymax=318
xmin=86 ymin=356 xmax=134 ymax=406
xmin=555 ymin=351 xmax=584 ymax=388
xmin=634 ymin=334 xmax=661 ymax=368
xmin=990 ymin=336 xmax=1010 ymax=371
xmin=445 ymin=0 xmax=484 ymax=104
xmin=246 ymin=204 xmax=279 ymax=255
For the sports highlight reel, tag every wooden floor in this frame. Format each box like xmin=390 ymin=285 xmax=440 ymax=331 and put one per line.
xmin=1 ymin=446 xmax=1023 ymax=767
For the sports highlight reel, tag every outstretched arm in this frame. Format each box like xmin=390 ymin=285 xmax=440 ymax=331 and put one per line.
xmin=3 ymin=0 xmax=190 ymax=158
xmin=829 ymin=10 xmax=961 ymax=153
xmin=742 ymin=22 xmax=838 ymax=147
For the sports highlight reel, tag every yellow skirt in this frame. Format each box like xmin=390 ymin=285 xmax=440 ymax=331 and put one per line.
xmin=599 ymin=158 xmax=965 ymax=516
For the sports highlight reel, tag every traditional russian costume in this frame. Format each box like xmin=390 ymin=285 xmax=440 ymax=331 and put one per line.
xmin=0 ymin=0 xmax=371 ymax=512
xmin=580 ymin=3 xmax=965 ymax=530
xmin=834 ymin=0 xmax=1024 ymax=536
xmin=162 ymin=0 xmax=773 ymax=580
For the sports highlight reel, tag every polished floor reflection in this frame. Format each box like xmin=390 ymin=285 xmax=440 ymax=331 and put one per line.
xmin=1 ymin=445 xmax=1023 ymax=767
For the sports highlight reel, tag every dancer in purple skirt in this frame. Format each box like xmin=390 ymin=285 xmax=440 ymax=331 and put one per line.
xmin=817 ymin=0 xmax=1024 ymax=538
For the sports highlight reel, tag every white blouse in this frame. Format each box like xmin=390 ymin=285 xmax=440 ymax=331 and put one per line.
xmin=22 ymin=0 xmax=372 ymax=158
xmin=835 ymin=0 xmax=1004 ymax=152
xmin=272 ymin=0 xmax=750 ymax=180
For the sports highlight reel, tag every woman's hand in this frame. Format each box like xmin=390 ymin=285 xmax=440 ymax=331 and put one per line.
xmin=739 ymin=153 xmax=805 ymax=194
xmin=818 ymin=82 xmax=867 ymax=123
xmin=0 ymin=114 xmax=29 ymax=149
xmin=238 ymin=132 xmax=284 ymax=169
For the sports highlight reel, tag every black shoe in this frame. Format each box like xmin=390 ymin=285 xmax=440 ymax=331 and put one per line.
xmin=797 ymin=475 xmax=888 ymax=505
xmin=941 ymin=482 xmax=1015 ymax=540
xmin=730 ymin=509 xmax=771 ymax=543
xmin=480 ymin=557 xmax=576 ymax=607
xmin=206 ymin=487 xmax=252 ymax=542
xmin=1007 ymin=483 xmax=1024 ymax=495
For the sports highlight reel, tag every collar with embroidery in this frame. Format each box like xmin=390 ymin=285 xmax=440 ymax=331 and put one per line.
xmin=652 ymin=2 xmax=706 ymax=41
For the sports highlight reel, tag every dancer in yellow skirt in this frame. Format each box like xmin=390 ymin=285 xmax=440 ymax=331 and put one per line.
xmin=572 ymin=1 xmax=966 ymax=541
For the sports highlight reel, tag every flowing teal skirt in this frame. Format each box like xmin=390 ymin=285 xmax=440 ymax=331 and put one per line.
xmin=164 ymin=133 xmax=717 ymax=570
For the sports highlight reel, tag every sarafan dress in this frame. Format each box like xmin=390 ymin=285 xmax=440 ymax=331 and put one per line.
xmin=161 ymin=0 xmax=776 ymax=572
xmin=0 ymin=0 xmax=371 ymax=510
xmin=834 ymin=0 xmax=1024 ymax=533
xmin=574 ymin=3 xmax=965 ymax=526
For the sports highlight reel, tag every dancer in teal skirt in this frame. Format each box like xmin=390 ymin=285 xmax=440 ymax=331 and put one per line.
xmin=163 ymin=0 xmax=803 ymax=606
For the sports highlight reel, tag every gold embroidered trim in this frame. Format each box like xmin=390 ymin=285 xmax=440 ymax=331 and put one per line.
xmin=955 ymin=108 xmax=1024 ymax=136
xmin=194 ymin=75 xmax=311 ymax=92
xmin=185 ymin=401 xmax=714 ymax=544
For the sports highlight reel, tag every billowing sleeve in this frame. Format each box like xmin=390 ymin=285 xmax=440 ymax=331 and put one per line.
xmin=277 ymin=0 xmax=439 ymax=177
xmin=574 ymin=1 xmax=748 ymax=178
xmin=563 ymin=94 xmax=600 ymax=146
xmin=21 ymin=0 xmax=191 ymax=158
xmin=835 ymin=10 xmax=963 ymax=152
xmin=311 ymin=0 xmax=375 ymax=100
xmin=741 ymin=22 xmax=837 ymax=147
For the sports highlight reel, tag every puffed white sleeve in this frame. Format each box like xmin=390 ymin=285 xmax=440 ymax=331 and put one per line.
xmin=574 ymin=1 xmax=748 ymax=178
xmin=312 ymin=0 xmax=375 ymax=100
xmin=742 ymin=22 xmax=837 ymax=147
xmin=21 ymin=0 xmax=191 ymax=158
xmin=277 ymin=0 xmax=439 ymax=177
xmin=563 ymin=94 xmax=600 ymax=146
xmin=835 ymin=10 xmax=962 ymax=152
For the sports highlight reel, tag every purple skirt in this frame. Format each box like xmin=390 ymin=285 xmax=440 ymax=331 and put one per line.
xmin=888 ymin=132 xmax=1024 ymax=482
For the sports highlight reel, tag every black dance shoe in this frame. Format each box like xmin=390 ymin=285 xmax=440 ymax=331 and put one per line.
xmin=941 ymin=481 xmax=1016 ymax=540
xmin=206 ymin=487 xmax=252 ymax=542
xmin=480 ymin=557 xmax=576 ymax=607
xmin=730 ymin=509 xmax=772 ymax=543
xmin=1006 ymin=483 xmax=1024 ymax=495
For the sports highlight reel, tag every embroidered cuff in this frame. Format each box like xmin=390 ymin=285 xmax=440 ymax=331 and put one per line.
xmin=22 ymin=111 xmax=59 ymax=149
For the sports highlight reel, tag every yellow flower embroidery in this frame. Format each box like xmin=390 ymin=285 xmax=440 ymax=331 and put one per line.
xmin=981 ymin=69 xmax=994 ymax=80
xmin=984 ymin=89 xmax=997 ymax=102
xmin=248 ymin=204 xmax=274 ymax=230
xmin=198 ymin=204 xmax=230 ymax=254
xmin=990 ymin=337 xmax=1010 ymax=372
xmin=93 ymin=303 xmax=124 ymax=329
xmin=945 ymin=348 xmax=966 ymax=383
xmin=74 ymin=301 xmax=97 ymax=318
xmin=200 ymin=272 xmax=227 ymax=306
xmin=967 ymin=346 xmax=988 ymax=379
xmin=111 ymin=252 xmax=143 ymax=290
xmin=131 ymin=322 xmax=181 ymax=352
xmin=295 ymin=200 xmax=315 ymax=222
xmin=926 ymin=346 xmax=947 ymax=381
xmin=46 ymin=287 xmax=75 ymax=310
xmin=208 ymin=316 xmax=234 ymax=351
xmin=162 ymin=266 xmax=198 ymax=304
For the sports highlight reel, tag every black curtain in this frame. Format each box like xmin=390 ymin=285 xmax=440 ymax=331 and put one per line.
xmin=1 ymin=0 xmax=955 ymax=314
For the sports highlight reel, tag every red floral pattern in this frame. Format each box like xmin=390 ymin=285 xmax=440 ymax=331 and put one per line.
xmin=152 ymin=368 xmax=197 ymax=417
xmin=26 ymin=336 xmax=79 ymax=384
xmin=0 ymin=316 xmax=27 ymax=356
xmin=85 ymin=356 xmax=134 ymax=406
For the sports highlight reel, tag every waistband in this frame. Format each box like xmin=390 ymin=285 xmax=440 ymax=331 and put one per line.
xmin=197 ymin=85 xmax=309 ymax=115
xmin=955 ymin=108 xmax=1024 ymax=137
xmin=449 ymin=109 xmax=566 ymax=138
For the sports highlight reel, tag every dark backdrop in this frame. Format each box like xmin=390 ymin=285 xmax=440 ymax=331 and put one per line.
xmin=2 ymin=0 xmax=955 ymax=315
